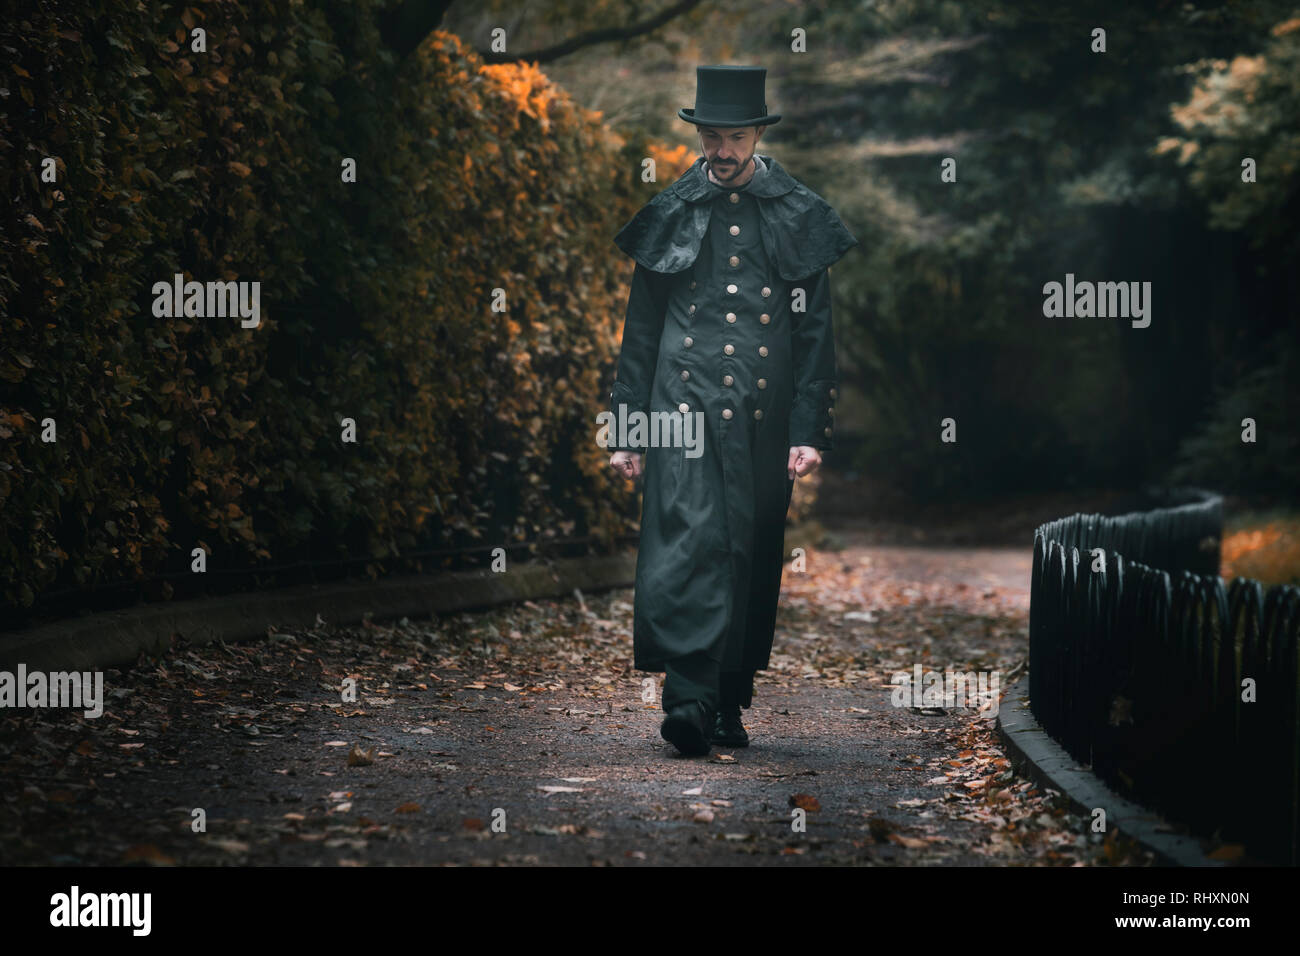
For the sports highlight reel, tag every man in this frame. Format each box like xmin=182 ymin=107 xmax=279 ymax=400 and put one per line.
xmin=606 ymin=65 xmax=857 ymax=756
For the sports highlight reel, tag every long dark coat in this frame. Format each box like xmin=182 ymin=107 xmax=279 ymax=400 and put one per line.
xmin=605 ymin=153 xmax=857 ymax=674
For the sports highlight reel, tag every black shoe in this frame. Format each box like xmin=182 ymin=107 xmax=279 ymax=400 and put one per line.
xmin=711 ymin=704 xmax=749 ymax=747
xmin=660 ymin=701 xmax=713 ymax=756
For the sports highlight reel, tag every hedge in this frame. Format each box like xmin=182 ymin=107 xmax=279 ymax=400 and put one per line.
xmin=1 ymin=1 xmax=694 ymax=615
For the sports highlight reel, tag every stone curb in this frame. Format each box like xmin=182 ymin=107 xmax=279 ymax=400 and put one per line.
xmin=996 ymin=676 xmax=1224 ymax=867
xmin=0 ymin=552 xmax=639 ymax=674
xmin=0 ymin=520 xmax=829 ymax=675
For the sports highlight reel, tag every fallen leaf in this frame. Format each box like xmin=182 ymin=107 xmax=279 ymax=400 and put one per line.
xmin=789 ymin=793 xmax=821 ymax=812
xmin=209 ymin=839 xmax=250 ymax=853
xmin=888 ymin=833 xmax=929 ymax=848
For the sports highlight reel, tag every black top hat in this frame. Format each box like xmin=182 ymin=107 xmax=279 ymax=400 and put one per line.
xmin=678 ymin=65 xmax=781 ymax=128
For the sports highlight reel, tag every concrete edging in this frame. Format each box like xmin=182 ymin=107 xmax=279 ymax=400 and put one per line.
xmin=0 ymin=520 xmax=829 ymax=675
xmin=996 ymin=676 xmax=1223 ymax=866
xmin=0 ymin=552 xmax=639 ymax=673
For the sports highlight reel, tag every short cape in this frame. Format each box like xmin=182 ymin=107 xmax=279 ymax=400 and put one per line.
xmin=612 ymin=154 xmax=858 ymax=280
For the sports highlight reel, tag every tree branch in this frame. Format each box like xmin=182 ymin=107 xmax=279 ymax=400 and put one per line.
xmin=475 ymin=0 xmax=704 ymax=65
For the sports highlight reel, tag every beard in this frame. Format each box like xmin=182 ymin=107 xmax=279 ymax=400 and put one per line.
xmin=711 ymin=157 xmax=748 ymax=179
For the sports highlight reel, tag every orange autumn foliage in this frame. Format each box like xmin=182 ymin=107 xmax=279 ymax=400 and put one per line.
xmin=1 ymin=5 xmax=692 ymax=615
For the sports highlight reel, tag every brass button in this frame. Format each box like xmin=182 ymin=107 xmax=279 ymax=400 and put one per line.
xmin=829 ymin=388 xmax=837 ymax=399
xmin=684 ymin=336 xmax=693 ymax=347
xmin=824 ymin=426 xmax=833 ymax=437
xmin=688 ymin=304 xmax=696 ymax=313
xmin=729 ymin=256 xmax=739 ymax=267
xmin=761 ymin=286 xmax=771 ymax=297
xmin=754 ymin=409 xmax=763 ymax=420
xmin=680 ymin=370 xmax=690 ymax=381
xmin=724 ymin=344 xmax=735 ymax=355
xmin=827 ymin=407 xmax=834 ymax=416
xmin=726 ymin=283 xmax=738 ymax=294
xmin=757 ymin=378 xmax=767 ymax=389
xmin=723 ymin=375 xmax=734 ymax=386
xmin=760 ymin=313 xmax=770 ymax=324
xmin=726 ymin=312 xmax=737 ymax=323
xmin=679 ymin=402 xmax=690 ymax=414
xmin=722 ymin=408 xmax=733 ymax=420
xmin=729 ymin=192 xmax=740 ymax=203
xmin=689 ymin=280 xmax=696 ymax=290
xmin=729 ymin=225 xmax=740 ymax=236
xmin=759 ymin=346 xmax=768 ymax=357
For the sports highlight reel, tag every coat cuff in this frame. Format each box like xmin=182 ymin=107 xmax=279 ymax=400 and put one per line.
xmin=606 ymin=380 xmax=648 ymax=452
xmin=788 ymin=379 xmax=838 ymax=451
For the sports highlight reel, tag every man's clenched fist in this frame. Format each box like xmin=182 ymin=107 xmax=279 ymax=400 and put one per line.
xmin=787 ymin=445 xmax=822 ymax=479
xmin=610 ymin=450 xmax=643 ymax=479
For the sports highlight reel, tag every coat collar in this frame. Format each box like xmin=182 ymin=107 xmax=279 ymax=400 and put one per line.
xmin=671 ymin=153 xmax=796 ymax=202
xmin=612 ymin=152 xmax=857 ymax=278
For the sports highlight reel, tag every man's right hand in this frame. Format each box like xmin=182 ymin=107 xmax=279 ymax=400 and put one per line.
xmin=610 ymin=451 xmax=643 ymax=479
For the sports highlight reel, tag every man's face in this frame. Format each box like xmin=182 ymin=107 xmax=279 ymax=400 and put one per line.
xmin=698 ymin=125 xmax=764 ymax=183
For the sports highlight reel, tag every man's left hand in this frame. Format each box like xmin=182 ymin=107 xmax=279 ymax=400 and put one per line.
xmin=787 ymin=445 xmax=822 ymax=480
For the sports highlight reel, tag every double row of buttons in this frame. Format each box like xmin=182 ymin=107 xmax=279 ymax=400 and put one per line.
xmin=677 ymin=400 xmax=765 ymax=421
xmin=687 ymin=287 xmax=773 ymax=321
xmin=681 ymin=337 xmax=768 ymax=361
xmin=678 ymin=369 xmax=769 ymax=388
xmin=695 ymin=309 xmax=771 ymax=324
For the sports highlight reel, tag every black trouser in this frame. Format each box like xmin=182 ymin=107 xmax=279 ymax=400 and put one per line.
xmin=661 ymin=650 xmax=754 ymax=713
